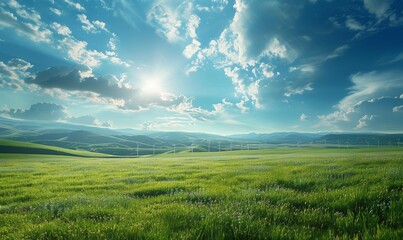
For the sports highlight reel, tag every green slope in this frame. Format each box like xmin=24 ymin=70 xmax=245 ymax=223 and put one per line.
xmin=0 ymin=139 xmax=111 ymax=157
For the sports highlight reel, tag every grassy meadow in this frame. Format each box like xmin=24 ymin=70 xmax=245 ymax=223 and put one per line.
xmin=0 ymin=148 xmax=402 ymax=239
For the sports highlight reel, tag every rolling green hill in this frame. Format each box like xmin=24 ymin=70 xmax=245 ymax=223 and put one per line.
xmin=0 ymin=139 xmax=110 ymax=157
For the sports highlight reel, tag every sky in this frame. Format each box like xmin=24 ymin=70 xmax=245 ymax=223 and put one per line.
xmin=0 ymin=0 xmax=403 ymax=134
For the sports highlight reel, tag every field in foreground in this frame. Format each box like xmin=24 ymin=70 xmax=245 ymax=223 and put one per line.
xmin=0 ymin=148 xmax=402 ymax=239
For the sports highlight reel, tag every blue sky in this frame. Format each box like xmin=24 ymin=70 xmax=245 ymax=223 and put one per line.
xmin=0 ymin=0 xmax=402 ymax=134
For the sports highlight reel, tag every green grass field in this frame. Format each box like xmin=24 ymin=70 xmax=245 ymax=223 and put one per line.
xmin=0 ymin=148 xmax=402 ymax=239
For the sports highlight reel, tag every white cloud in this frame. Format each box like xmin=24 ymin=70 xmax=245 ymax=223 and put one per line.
xmin=64 ymin=0 xmax=85 ymax=11
xmin=185 ymin=65 xmax=199 ymax=75
xmin=110 ymin=56 xmax=130 ymax=67
xmin=326 ymin=44 xmax=349 ymax=60
xmin=346 ymin=17 xmax=365 ymax=31
xmin=300 ymin=113 xmax=308 ymax=121
xmin=77 ymin=14 xmax=95 ymax=33
xmin=363 ymin=0 xmax=392 ymax=19
xmin=247 ymin=80 xmax=261 ymax=109
xmin=108 ymin=37 xmax=117 ymax=50
xmin=77 ymin=14 xmax=108 ymax=33
xmin=318 ymin=71 xmax=403 ymax=130
xmin=355 ymin=114 xmax=374 ymax=129
xmin=284 ymin=83 xmax=313 ymax=97
xmin=339 ymin=71 xmax=403 ymax=112
xmin=140 ymin=117 xmax=191 ymax=130
xmin=167 ymin=96 xmax=216 ymax=122
xmin=93 ymin=20 xmax=107 ymax=31
xmin=183 ymin=39 xmax=201 ymax=58
xmin=259 ymin=63 xmax=274 ymax=78
xmin=27 ymin=66 xmax=190 ymax=111
xmin=147 ymin=1 xmax=185 ymax=42
xmin=213 ymin=98 xmax=233 ymax=113
xmin=263 ymin=38 xmax=288 ymax=59
xmin=392 ymin=105 xmax=403 ymax=112
xmin=51 ymin=22 xmax=71 ymax=36
xmin=224 ymin=67 xmax=262 ymax=110
xmin=187 ymin=14 xmax=200 ymax=39
xmin=0 ymin=9 xmax=52 ymax=43
xmin=49 ymin=7 xmax=62 ymax=16
xmin=0 ymin=58 xmax=33 ymax=90
xmin=289 ymin=64 xmax=315 ymax=74
xmin=7 ymin=0 xmax=42 ymax=25
xmin=57 ymin=37 xmax=107 ymax=68
xmin=67 ymin=115 xmax=112 ymax=127
xmin=236 ymin=100 xmax=249 ymax=113
xmin=55 ymin=31 xmax=127 ymax=68
xmin=196 ymin=0 xmax=229 ymax=12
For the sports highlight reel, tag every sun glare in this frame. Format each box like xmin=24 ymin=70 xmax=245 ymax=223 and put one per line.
xmin=141 ymin=79 xmax=163 ymax=94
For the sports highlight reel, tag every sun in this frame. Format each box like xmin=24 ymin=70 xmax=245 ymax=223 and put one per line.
xmin=141 ymin=79 xmax=163 ymax=94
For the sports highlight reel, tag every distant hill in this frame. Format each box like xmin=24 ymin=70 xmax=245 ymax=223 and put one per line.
xmin=228 ymin=132 xmax=324 ymax=143
xmin=0 ymin=117 xmax=402 ymax=156
xmin=148 ymin=131 xmax=227 ymax=143
xmin=0 ymin=139 xmax=110 ymax=157
xmin=316 ymin=134 xmax=403 ymax=145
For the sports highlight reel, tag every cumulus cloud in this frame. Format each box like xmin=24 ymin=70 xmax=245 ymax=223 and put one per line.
xmin=147 ymin=1 xmax=184 ymax=42
xmin=213 ymin=98 xmax=233 ymax=113
xmin=187 ymin=0 xmax=304 ymax=110
xmin=57 ymin=37 xmax=107 ymax=68
xmin=284 ymin=83 xmax=313 ymax=97
xmin=0 ymin=7 xmax=52 ymax=43
xmin=224 ymin=67 xmax=262 ymax=110
xmin=345 ymin=17 xmax=366 ymax=31
xmin=67 ymin=115 xmax=112 ymax=127
xmin=0 ymin=58 xmax=33 ymax=90
xmin=140 ymin=116 xmax=193 ymax=130
xmin=392 ymin=105 xmax=403 ymax=112
xmin=51 ymin=22 xmax=71 ymax=36
xmin=77 ymin=14 xmax=107 ymax=33
xmin=183 ymin=39 xmax=201 ymax=58
xmin=4 ymin=103 xmax=68 ymax=121
xmin=64 ymin=0 xmax=85 ymax=11
xmin=363 ymin=0 xmax=392 ymax=19
xmin=222 ymin=0 xmax=298 ymax=65
xmin=355 ymin=114 xmax=374 ymax=129
xmin=25 ymin=66 xmax=186 ymax=111
xmin=49 ymin=7 xmax=62 ymax=16
xmin=2 ymin=102 xmax=112 ymax=127
xmin=108 ymin=35 xmax=117 ymax=50
xmin=196 ymin=0 xmax=229 ymax=12
xmin=300 ymin=113 xmax=308 ymax=121
xmin=187 ymin=14 xmax=200 ymax=39
xmin=7 ymin=0 xmax=42 ymax=25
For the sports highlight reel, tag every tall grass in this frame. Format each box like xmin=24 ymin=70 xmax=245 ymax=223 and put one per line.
xmin=0 ymin=148 xmax=402 ymax=239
